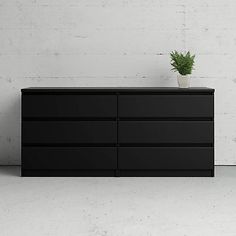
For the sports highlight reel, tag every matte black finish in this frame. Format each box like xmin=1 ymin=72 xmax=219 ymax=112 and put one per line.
xmin=21 ymin=87 xmax=215 ymax=177
xmin=119 ymin=121 xmax=213 ymax=144
xmin=22 ymin=95 xmax=117 ymax=118
xmin=119 ymin=95 xmax=213 ymax=118
xmin=22 ymin=147 xmax=117 ymax=170
xmin=23 ymin=121 xmax=117 ymax=144
xmin=22 ymin=87 xmax=214 ymax=94
xmin=119 ymin=147 xmax=213 ymax=170
xmin=119 ymin=170 xmax=213 ymax=177
xmin=22 ymin=170 xmax=116 ymax=177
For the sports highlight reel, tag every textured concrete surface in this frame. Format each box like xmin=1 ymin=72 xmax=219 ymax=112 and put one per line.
xmin=0 ymin=166 xmax=236 ymax=236
xmin=0 ymin=0 xmax=236 ymax=164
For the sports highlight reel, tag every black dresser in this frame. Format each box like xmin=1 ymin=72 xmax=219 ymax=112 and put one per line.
xmin=21 ymin=87 xmax=214 ymax=177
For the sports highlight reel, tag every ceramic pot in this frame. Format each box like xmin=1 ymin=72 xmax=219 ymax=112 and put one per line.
xmin=177 ymin=74 xmax=190 ymax=88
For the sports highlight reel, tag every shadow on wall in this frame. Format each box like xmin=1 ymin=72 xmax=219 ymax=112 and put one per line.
xmin=0 ymin=93 xmax=21 ymax=165
xmin=0 ymin=166 xmax=20 ymax=177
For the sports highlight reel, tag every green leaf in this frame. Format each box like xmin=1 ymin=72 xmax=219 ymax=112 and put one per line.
xmin=170 ymin=51 xmax=195 ymax=75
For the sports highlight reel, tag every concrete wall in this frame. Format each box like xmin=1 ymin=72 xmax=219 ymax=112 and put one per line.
xmin=0 ymin=0 xmax=235 ymax=164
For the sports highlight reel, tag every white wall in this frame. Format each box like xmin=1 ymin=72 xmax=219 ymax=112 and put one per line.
xmin=0 ymin=0 xmax=235 ymax=165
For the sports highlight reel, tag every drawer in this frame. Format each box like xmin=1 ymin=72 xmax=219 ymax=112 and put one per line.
xmin=22 ymin=147 xmax=117 ymax=170
xmin=22 ymin=121 xmax=117 ymax=144
xmin=119 ymin=147 xmax=213 ymax=170
xmin=118 ymin=95 xmax=213 ymax=117
xmin=119 ymin=121 xmax=213 ymax=144
xmin=22 ymin=95 xmax=117 ymax=117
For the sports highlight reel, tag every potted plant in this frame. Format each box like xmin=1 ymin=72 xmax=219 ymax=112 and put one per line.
xmin=170 ymin=51 xmax=195 ymax=88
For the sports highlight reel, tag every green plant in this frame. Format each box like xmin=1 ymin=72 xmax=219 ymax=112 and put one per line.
xmin=170 ymin=51 xmax=195 ymax=75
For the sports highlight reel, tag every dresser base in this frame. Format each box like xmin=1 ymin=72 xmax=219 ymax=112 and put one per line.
xmin=21 ymin=169 xmax=214 ymax=177
xmin=120 ymin=170 xmax=214 ymax=177
xmin=21 ymin=170 xmax=116 ymax=177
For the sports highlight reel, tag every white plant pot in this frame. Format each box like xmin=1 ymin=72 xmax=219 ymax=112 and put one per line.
xmin=177 ymin=74 xmax=190 ymax=88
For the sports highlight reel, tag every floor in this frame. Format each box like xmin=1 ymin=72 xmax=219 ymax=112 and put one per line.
xmin=0 ymin=167 xmax=236 ymax=236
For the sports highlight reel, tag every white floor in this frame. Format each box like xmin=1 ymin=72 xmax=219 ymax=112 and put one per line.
xmin=0 ymin=167 xmax=236 ymax=236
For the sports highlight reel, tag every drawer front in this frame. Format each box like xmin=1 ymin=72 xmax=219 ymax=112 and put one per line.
xmin=23 ymin=121 xmax=117 ymax=144
xmin=22 ymin=95 xmax=117 ymax=117
xmin=22 ymin=147 xmax=117 ymax=170
xmin=119 ymin=121 xmax=213 ymax=144
xmin=119 ymin=147 xmax=213 ymax=170
xmin=119 ymin=95 xmax=213 ymax=117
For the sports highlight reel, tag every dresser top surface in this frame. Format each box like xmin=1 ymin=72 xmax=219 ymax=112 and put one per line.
xmin=22 ymin=87 xmax=214 ymax=94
